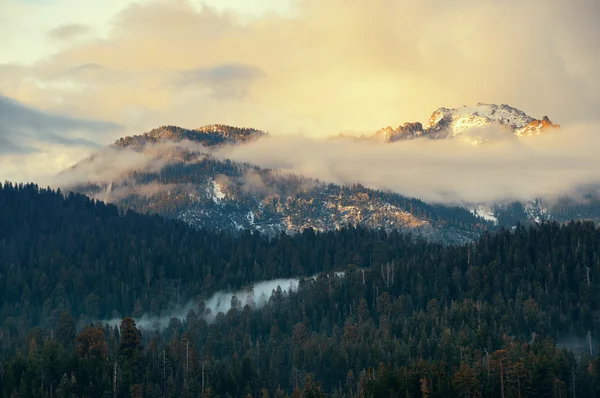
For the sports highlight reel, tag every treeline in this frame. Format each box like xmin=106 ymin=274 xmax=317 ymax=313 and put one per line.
xmin=1 ymin=183 xmax=600 ymax=397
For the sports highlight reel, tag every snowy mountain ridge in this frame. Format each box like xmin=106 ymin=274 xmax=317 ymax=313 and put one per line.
xmin=374 ymin=102 xmax=560 ymax=144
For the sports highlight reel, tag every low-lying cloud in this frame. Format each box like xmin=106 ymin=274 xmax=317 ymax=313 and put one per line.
xmin=50 ymin=138 xmax=212 ymax=188
xmin=38 ymin=121 xmax=600 ymax=207
xmin=212 ymin=123 xmax=600 ymax=204
xmin=104 ymin=274 xmax=344 ymax=330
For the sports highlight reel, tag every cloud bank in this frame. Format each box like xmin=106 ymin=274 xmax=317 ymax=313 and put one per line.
xmin=49 ymin=138 xmax=211 ymax=189
xmin=39 ymin=122 xmax=600 ymax=206
xmin=213 ymin=123 xmax=600 ymax=204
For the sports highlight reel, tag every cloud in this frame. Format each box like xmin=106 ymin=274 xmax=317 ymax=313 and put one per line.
xmin=18 ymin=119 xmax=600 ymax=207
xmin=103 ymin=272 xmax=344 ymax=329
xmin=103 ymin=277 xmax=303 ymax=329
xmin=0 ymin=94 xmax=120 ymax=181
xmin=174 ymin=63 xmax=265 ymax=100
xmin=49 ymin=138 xmax=212 ymax=189
xmin=0 ymin=0 xmax=597 ymax=137
xmin=52 ymin=148 xmax=165 ymax=187
xmin=47 ymin=23 xmax=91 ymax=41
xmin=2 ymin=0 xmax=599 ymax=195
xmin=0 ymin=135 xmax=29 ymax=154
xmin=212 ymin=123 xmax=600 ymax=204
xmin=34 ymin=119 xmax=600 ymax=209
xmin=0 ymin=94 xmax=118 ymax=151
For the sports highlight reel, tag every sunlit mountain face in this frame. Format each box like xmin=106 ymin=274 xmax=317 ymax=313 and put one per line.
xmin=367 ymin=103 xmax=560 ymax=145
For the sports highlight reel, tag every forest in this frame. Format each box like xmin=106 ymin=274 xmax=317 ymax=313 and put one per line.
xmin=0 ymin=182 xmax=599 ymax=397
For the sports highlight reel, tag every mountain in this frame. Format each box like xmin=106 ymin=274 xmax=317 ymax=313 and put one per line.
xmin=113 ymin=124 xmax=267 ymax=150
xmin=65 ymin=125 xmax=489 ymax=244
xmin=368 ymin=103 xmax=600 ymax=224
xmin=373 ymin=102 xmax=560 ymax=144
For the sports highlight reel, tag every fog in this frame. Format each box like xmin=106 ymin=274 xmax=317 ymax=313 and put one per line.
xmin=557 ymin=335 xmax=598 ymax=358
xmin=212 ymin=123 xmax=600 ymax=204
xmin=104 ymin=273 xmax=344 ymax=330
xmin=202 ymin=278 xmax=300 ymax=322
xmin=50 ymin=139 xmax=210 ymax=189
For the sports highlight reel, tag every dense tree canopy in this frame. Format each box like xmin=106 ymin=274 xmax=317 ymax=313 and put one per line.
xmin=1 ymin=183 xmax=599 ymax=397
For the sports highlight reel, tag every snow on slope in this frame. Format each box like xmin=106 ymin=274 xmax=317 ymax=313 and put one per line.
xmin=470 ymin=205 xmax=498 ymax=225
xmin=206 ymin=179 xmax=226 ymax=203
xmin=427 ymin=103 xmax=559 ymax=140
xmin=374 ymin=103 xmax=559 ymax=145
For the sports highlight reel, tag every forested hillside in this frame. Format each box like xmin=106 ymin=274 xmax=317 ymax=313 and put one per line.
xmin=1 ymin=183 xmax=599 ymax=397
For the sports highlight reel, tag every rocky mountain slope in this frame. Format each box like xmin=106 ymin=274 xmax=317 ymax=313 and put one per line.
xmin=369 ymin=103 xmax=600 ymax=224
xmin=66 ymin=125 xmax=489 ymax=244
xmin=373 ymin=102 xmax=560 ymax=144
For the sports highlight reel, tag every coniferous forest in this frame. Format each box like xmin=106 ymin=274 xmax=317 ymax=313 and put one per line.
xmin=1 ymin=182 xmax=600 ymax=397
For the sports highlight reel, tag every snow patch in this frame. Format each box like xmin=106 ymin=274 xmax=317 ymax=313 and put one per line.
xmin=523 ymin=201 xmax=548 ymax=224
xmin=429 ymin=103 xmax=538 ymax=140
xmin=470 ymin=206 xmax=498 ymax=224
xmin=206 ymin=179 xmax=226 ymax=203
xmin=213 ymin=180 xmax=225 ymax=201
xmin=246 ymin=210 xmax=255 ymax=225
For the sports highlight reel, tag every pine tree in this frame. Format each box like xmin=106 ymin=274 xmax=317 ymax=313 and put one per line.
xmin=453 ymin=364 xmax=481 ymax=398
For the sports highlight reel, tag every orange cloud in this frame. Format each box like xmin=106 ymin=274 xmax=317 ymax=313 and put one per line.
xmin=0 ymin=0 xmax=598 ymax=139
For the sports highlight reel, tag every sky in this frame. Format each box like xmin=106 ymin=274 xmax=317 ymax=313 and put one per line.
xmin=0 ymin=0 xmax=599 ymax=187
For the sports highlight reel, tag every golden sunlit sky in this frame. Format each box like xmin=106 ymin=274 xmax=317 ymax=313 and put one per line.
xmin=0 ymin=0 xmax=598 ymax=181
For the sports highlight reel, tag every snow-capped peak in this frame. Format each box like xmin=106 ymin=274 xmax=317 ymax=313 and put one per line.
xmin=427 ymin=103 xmax=560 ymax=138
xmin=429 ymin=103 xmax=534 ymax=129
xmin=373 ymin=103 xmax=560 ymax=144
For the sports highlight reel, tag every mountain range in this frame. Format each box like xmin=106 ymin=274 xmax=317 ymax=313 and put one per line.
xmin=63 ymin=103 xmax=598 ymax=243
